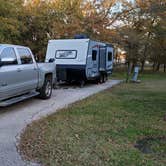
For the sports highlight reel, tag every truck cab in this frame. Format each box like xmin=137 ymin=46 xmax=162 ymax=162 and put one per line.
xmin=0 ymin=44 xmax=56 ymax=106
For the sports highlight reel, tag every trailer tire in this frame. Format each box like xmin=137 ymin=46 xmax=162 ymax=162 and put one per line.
xmin=103 ymin=74 xmax=107 ymax=83
xmin=80 ymin=80 xmax=85 ymax=88
xmin=39 ymin=75 xmax=53 ymax=99
xmin=99 ymin=74 xmax=104 ymax=84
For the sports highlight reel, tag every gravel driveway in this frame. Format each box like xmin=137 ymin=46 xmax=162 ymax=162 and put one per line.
xmin=0 ymin=80 xmax=121 ymax=166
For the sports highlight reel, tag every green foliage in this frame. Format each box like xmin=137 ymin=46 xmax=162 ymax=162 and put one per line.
xmin=0 ymin=0 xmax=120 ymax=60
xmin=118 ymin=0 xmax=166 ymax=71
xmin=0 ymin=0 xmax=23 ymax=43
xmin=0 ymin=0 xmax=165 ymax=64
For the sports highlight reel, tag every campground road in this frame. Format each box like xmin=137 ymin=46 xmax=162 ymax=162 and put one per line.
xmin=0 ymin=80 xmax=121 ymax=166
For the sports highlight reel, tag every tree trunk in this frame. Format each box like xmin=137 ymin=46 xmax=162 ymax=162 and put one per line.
xmin=164 ymin=64 xmax=166 ymax=72
xmin=156 ymin=63 xmax=160 ymax=71
xmin=126 ymin=61 xmax=132 ymax=83
xmin=131 ymin=62 xmax=136 ymax=72
xmin=141 ymin=43 xmax=148 ymax=72
xmin=141 ymin=61 xmax=145 ymax=72
xmin=152 ymin=62 xmax=156 ymax=71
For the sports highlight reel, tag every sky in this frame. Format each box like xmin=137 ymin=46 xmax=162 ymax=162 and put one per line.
xmin=112 ymin=0 xmax=135 ymax=13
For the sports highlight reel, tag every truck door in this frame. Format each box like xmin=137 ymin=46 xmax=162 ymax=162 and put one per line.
xmin=99 ymin=46 xmax=107 ymax=72
xmin=16 ymin=48 xmax=38 ymax=91
xmin=106 ymin=47 xmax=113 ymax=73
xmin=0 ymin=47 xmax=22 ymax=100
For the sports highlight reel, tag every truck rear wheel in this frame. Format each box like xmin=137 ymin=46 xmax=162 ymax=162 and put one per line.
xmin=39 ymin=75 xmax=53 ymax=99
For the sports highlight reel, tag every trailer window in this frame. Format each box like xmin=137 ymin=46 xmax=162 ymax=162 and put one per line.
xmin=92 ymin=50 xmax=97 ymax=61
xmin=108 ymin=52 xmax=113 ymax=61
xmin=56 ymin=50 xmax=77 ymax=59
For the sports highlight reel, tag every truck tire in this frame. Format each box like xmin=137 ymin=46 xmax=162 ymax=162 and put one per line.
xmin=39 ymin=75 xmax=53 ymax=99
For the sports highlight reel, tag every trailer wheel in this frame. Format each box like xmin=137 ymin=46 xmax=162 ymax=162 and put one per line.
xmin=106 ymin=74 xmax=108 ymax=81
xmin=39 ymin=75 xmax=53 ymax=99
xmin=80 ymin=80 xmax=85 ymax=88
xmin=103 ymin=74 xmax=107 ymax=83
xmin=99 ymin=74 xmax=104 ymax=84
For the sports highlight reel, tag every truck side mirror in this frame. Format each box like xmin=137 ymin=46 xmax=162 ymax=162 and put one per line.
xmin=49 ymin=58 xmax=55 ymax=63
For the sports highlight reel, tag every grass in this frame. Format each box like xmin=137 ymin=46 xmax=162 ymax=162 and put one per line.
xmin=19 ymin=73 xmax=166 ymax=166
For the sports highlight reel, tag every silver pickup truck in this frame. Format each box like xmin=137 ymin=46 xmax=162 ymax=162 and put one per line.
xmin=0 ymin=44 xmax=56 ymax=107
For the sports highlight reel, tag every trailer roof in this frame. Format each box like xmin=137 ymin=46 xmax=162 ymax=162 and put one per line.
xmin=48 ymin=39 xmax=113 ymax=48
xmin=49 ymin=38 xmax=90 ymax=43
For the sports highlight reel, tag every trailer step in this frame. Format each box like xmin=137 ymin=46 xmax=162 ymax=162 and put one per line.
xmin=0 ymin=91 xmax=40 ymax=107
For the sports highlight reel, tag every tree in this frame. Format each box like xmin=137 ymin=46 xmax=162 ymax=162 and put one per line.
xmin=134 ymin=0 xmax=166 ymax=72
xmin=20 ymin=0 xmax=122 ymax=60
xmin=116 ymin=0 xmax=166 ymax=73
xmin=0 ymin=0 xmax=24 ymax=43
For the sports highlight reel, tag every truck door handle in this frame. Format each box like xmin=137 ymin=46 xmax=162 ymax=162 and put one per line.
xmin=17 ymin=68 xmax=22 ymax=72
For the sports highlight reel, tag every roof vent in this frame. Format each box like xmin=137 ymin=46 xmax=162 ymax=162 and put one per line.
xmin=74 ymin=34 xmax=89 ymax=39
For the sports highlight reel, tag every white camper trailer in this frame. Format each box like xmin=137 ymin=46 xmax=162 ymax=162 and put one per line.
xmin=45 ymin=39 xmax=114 ymax=84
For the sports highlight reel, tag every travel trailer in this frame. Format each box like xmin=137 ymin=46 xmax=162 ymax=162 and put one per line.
xmin=45 ymin=38 xmax=114 ymax=85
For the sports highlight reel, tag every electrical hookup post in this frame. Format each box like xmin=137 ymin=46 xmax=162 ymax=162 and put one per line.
xmin=131 ymin=66 xmax=141 ymax=83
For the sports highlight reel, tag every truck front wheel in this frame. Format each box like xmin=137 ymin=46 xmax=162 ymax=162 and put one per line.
xmin=39 ymin=75 xmax=53 ymax=99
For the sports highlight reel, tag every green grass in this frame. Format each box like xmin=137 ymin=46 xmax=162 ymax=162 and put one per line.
xmin=19 ymin=73 xmax=166 ymax=166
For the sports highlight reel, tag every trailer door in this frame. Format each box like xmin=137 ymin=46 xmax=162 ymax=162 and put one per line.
xmin=99 ymin=46 xmax=106 ymax=72
xmin=91 ymin=48 xmax=99 ymax=76
xmin=106 ymin=47 xmax=113 ymax=73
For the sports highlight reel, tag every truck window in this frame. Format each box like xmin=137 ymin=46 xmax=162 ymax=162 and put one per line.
xmin=17 ymin=48 xmax=33 ymax=64
xmin=0 ymin=47 xmax=18 ymax=65
xmin=92 ymin=50 xmax=97 ymax=61
xmin=108 ymin=52 xmax=112 ymax=61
